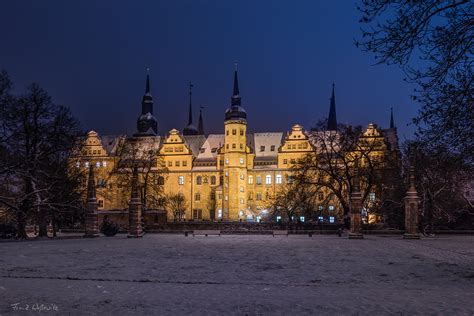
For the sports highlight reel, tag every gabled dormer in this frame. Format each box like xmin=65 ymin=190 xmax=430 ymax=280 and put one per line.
xmin=81 ymin=131 xmax=108 ymax=157
xmin=278 ymin=124 xmax=313 ymax=168
xmin=159 ymin=129 xmax=193 ymax=171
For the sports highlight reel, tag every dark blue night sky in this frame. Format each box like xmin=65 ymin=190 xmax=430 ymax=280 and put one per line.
xmin=0 ymin=0 xmax=418 ymax=139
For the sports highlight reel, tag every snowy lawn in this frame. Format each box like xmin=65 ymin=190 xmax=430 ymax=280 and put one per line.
xmin=0 ymin=234 xmax=473 ymax=315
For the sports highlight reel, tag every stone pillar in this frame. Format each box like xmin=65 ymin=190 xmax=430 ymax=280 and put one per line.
xmin=404 ymin=163 xmax=420 ymax=239
xmin=84 ymin=164 xmax=100 ymax=237
xmin=349 ymin=162 xmax=364 ymax=239
xmin=128 ymin=167 xmax=144 ymax=238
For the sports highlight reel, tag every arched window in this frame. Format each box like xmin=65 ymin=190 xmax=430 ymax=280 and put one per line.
xmin=157 ymin=176 xmax=165 ymax=185
xmin=210 ymin=176 xmax=216 ymax=185
xmin=196 ymin=176 xmax=202 ymax=185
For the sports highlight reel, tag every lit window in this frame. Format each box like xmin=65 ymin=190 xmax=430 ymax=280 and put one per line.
xmin=240 ymin=158 xmax=244 ymax=165
xmin=329 ymin=216 xmax=335 ymax=223
xmin=225 ymin=195 xmax=228 ymax=201
xmin=217 ymin=209 xmax=222 ymax=218
xmin=256 ymin=176 xmax=262 ymax=185
xmin=76 ymin=161 xmax=80 ymax=168
xmin=318 ymin=205 xmax=323 ymax=211
xmin=225 ymin=159 xmax=229 ymax=165
xmin=299 ymin=216 xmax=305 ymax=222
xmin=85 ymin=162 xmax=89 ymax=168
xmin=225 ymin=171 xmax=228 ymax=177
xmin=240 ymin=198 xmax=244 ymax=204
xmin=102 ymin=161 xmax=107 ymax=167
xmin=329 ymin=205 xmax=334 ymax=211
xmin=178 ymin=176 xmax=184 ymax=185
xmin=276 ymin=174 xmax=282 ymax=184
xmin=265 ymin=175 xmax=272 ymax=185
xmin=248 ymin=176 xmax=254 ymax=184
xmin=256 ymin=216 xmax=262 ymax=222
xmin=240 ymin=186 xmax=244 ymax=192
xmin=318 ymin=216 xmax=324 ymax=222
xmin=240 ymin=174 xmax=244 ymax=180
xmin=369 ymin=192 xmax=376 ymax=201
xmin=276 ymin=216 xmax=281 ymax=222
xmin=96 ymin=161 xmax=100 ymax=168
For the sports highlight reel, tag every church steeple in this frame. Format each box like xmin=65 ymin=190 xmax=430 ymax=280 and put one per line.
xmin=183 ymin=82 xmax=198 ymax=135
xmin=225 ymin=64 xmax=247 ymax=122
xmin=198 ymin=106 xmax=205 ymax=135
xmin=135 ymin=69 xmax=158 ymax=136
xmin=327 ymin=83 xmax=337 ymax=131
xmin=390 ymin=107 xmax=395 ymax=129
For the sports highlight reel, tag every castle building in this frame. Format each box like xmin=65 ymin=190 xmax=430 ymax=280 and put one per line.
xmin=74 ymin=69 xmax=399 ymax=223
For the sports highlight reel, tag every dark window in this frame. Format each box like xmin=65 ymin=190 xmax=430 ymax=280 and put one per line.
xmin=210 ymin=176 xmax=216 ymax=185
xmin=157 ymin=176 xmax=165 ymax=185
xmin=196 ymin=176 xmax=202 ymax=185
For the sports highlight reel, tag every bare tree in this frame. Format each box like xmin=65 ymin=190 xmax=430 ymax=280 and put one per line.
xmin=164 ymin=193 xmax=188 ymax=222
xmin=111 ymin=136 xmax=166 ymax=212
xmin=0 ymin=71 xmax=82 ymax=238
xmin=356 ymin=0 xmax=473 ymax=162
xmin=293 ymin=122 xmax=397 ymax=227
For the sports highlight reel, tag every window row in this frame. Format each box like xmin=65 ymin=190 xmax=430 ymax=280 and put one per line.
xmin=247 ymin=174 xmax=284 ymax=185
xmin=168 ymin=160 xmax=188 ymax=167
xmin=77 ymin=161 xmax=107 ymax=168
xmin=226 ymin=129 xmax=245 ymax=136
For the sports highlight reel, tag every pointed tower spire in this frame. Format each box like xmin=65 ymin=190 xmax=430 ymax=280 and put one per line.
xmin=390 ymin=107 xmax=395 ymax=129
xmin=327 ymin=83 xmax=337 ymax=131
xmin=188 ymin=82 xmax=194 ymax=126
xmin=145 ymin=68 xmax=150 ymax=94
xmin=136 ymin=68 xmax=158 ymax=136
xmin=231 ymin=62 xmax=241 ymax=106
xmin=198 ymin=106 xmax=205 ymax=135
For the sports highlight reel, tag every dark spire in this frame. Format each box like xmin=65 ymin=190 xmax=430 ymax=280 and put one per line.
xmin=145 ymin=68 xmax=150 ymax=94
xmin=188 ymin=82 xmax=194 ymax=125
xmin=198 ymin=106 xmax=204 ymax=135
xmin=390 ymin=107 xmax=395 ymax=129
xmin=231 ymin=63 xmax=241 ymax=106
xmin=87 ymin=164 xmax=96 ymax=200
xmin=327 ymin=83 xmax=337 ymax=131
xmin=136 ymin=68 xmax=158 ymax=136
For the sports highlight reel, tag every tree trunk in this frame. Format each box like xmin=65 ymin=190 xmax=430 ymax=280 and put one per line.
xmin=38 ymin=207 xmax=48 ymax=237
xmin=16 ymin=208 xmax=28 ymax=239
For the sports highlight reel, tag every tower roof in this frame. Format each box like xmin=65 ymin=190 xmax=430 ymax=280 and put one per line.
xmin=390 ymin=107 xmax=395 ymax=129
xmin=198 ymin=106 xmax=205 ymax=135
xmin=327 ymin=83 xmax=337 ymax=131
xmin=225 ymin=66 xmax=247 ymax=122
xmin=183 ymin=82 xmax=199 ymax=135
xmin=136 ymin=69 xmax=158 ymax=136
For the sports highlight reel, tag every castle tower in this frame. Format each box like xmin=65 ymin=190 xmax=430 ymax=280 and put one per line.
xmin=136 ymin=69 xmax=158 ymax=136
xmin=223 ymin=66 xmax=248 ymax=221
xmin=327 ymin=83 xmax=337 ymax=131
xmin=183 ymin=82 xmax=199 ymax=135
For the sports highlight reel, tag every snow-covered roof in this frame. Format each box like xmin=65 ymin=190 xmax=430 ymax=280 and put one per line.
xmin=183 ymin=135 xmax=207 ymax=158
xmin=252 ymin=132 xmax=284 ymax=158
xmin=196 ymin=134 xmax=224 ymax=160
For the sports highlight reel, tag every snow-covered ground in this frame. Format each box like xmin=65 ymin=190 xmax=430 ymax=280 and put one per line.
xmin=0 ymin=234 xmax=473 ymax=315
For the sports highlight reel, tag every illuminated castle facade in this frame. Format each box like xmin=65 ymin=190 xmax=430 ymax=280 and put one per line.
xmin=74 ymin=70 xmax=399 ymax=223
